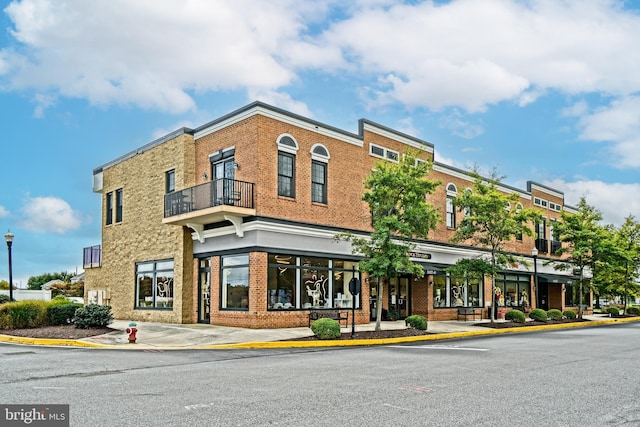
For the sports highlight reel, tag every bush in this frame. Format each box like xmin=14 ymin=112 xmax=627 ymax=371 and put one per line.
xmin=626 ymin=306 xmax=640 ymax=316
xmin=0 ymin=295 xmax=10 ymax=305
xmin=547 ymin=309 xmax=563 ymax=321
xmin=529 ymin=308 xmax=548 ymax=322
xmin=310 ymin=318 xmax=341 ymax=339
xmin=0 ymin=300 xmax=49 ymax=329
xmin=605 ymin=306 xmax=620 ymax=316
xmin=48 ymin=303 xmax=83 ymax=326
xmin=73 ymin=304 xmax=113 ymax=329
xmin=505 ymin=309 xmax=526 ymax=323
xmin=405 ymin=315 xmax=428 ymax=330
xmin=563 ymin=310 xmax=577 ymax=319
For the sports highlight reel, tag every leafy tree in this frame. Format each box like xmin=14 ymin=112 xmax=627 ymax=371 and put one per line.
xmin=612 ymin=216 xmax=640 ymax=313
xmin=0 ymin=280 xmax=11 ymax=290
xmin=449 ymin=171 xmax=540 ymax=322
xmin=338 ymin=150 xmax=440 ymax=331
xmin=552 ymin=198 xmax=610 ymax=319
xmin=27 ymin=271 xmax=75 ymax=290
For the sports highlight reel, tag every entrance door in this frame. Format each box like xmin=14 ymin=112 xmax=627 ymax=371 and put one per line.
xmin=198 ymin=258 xmax=211 ymax=323
xmin=538 ymin=283 xmax=549 ymax=311
xmin=389 ymin=276 xmax=410 ymax=319
xmin=211 ymin=158 xmax=235 ymax=205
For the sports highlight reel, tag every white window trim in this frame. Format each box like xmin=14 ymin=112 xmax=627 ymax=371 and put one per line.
xmin=277 ymin=134 xmax=299 ymax=155
xmin=310 ymin=143 xmax=330 ymax=162
xmin=369 ymin=143 xmax=399 ymax=163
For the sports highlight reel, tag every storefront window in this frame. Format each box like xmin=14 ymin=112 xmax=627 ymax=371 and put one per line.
xmin=494 ymin=273 xmax=530 ymax=308
xmin=222 ymin=254 xmax=249 ymax=310
xmin=565 ymin=283 xmax=590 ymax=307
xmin=433 ymin=273 xmax=482 ymax=308
xmin=267 ymin=254 xmax=360 ymax=310
xmin=135 ymin=259 xmax=174 ymax=309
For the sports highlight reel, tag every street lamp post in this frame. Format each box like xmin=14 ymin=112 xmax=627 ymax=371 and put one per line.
xmin=532 ymin=247 xmax=538 ymax=309
xmin=4 ymin=231 xmax=14 ymax=302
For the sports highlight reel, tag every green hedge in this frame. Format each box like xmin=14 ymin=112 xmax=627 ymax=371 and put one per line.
xmin=563 ymin=310 xmax=577 ymax=319
xmin=505 ymin=309 xmax=526 ymax=323
xmin=626 ymin=306 xmax=640 ymax=316
xmin=605 ymin=306 xmax=620 ymax=316
xmin=405 ymin=315 xmax=428 ymax=330
xmin=0 ymin=300 xmax=49 ymax=329
xmin=48 ymin=303 xmax=83 ymax=326
xmin=0 ymin=295 xmax=10 ymax=305
xmin=73 ymin=304 xmax=114 ymax=329
xmin=529 ymin=308 xmax=548 ymax=322
xmin=310 ymin=318 xmax=341 ymax=339
xmin=547 ymin=309 xmax=563 ymax=321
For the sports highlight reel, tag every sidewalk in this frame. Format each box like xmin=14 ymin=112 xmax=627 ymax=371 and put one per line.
xmin=0 ymin=315 xmax=636 ymax=350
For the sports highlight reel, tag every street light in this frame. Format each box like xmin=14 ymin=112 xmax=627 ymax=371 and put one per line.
xmin=4 ymin=230 xmax=14 ymax=302
xmin=531 ymin=247 xmax=538 ymax=309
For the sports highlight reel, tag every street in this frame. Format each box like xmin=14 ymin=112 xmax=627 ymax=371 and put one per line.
xmin=1 ymin=323 xmax=639 ymax=426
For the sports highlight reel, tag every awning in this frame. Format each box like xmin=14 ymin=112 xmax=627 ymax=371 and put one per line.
xmin=537 ymin=273 xmax=576 ymax=284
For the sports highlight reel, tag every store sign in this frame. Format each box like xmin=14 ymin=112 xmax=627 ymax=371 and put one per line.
xmin=408 ymin=252 xmax=432 ymax=260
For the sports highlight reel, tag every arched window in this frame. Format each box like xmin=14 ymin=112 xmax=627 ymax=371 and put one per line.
xmin=446 ymin=183 xmax=457 ymax=229
xmin=277 ymin=135 xmax=298 ymax=198
xmin=310 ymin=144 xmax=329 ymax=204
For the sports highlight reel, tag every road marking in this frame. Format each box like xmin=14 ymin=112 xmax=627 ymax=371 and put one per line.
xmin=399 ymin=385 xmax=435 ymax=394
xmin=389 ymin=345 xmax=489 ymax=351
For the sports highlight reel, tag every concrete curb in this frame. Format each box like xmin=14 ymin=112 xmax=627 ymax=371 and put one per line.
xmin=0 ymin=317 xmax=638 ymax=350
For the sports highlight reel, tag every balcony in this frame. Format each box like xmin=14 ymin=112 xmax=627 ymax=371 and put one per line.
xmin=535 ymin=238 xmax=548 ymax=254
xmin=162 ymin=178 xmax=255 ymax=241
xmin=83 ymin=245 xmax=102 ymax=268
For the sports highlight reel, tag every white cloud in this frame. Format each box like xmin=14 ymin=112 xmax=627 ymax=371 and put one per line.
xmin=576 ymin=96 xmax=640 ymax=168
xmin=438 ymin=109 xmax=484 ymax=139
xmin=0 ymin=205 xmax=9 ymax=218
xmin=544 ymin=179 xmax=640 ymax=226
xmin=3 ymin=0 xmax=640 ymax=117
xmin=20 ymin=196 xmax=82 ymax=234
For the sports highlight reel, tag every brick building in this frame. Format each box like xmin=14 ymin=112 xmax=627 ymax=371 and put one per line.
xmin=83 ymin=102 xmax=591 ymax=328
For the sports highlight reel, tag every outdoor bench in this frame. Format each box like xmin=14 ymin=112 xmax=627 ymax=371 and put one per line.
xmin=457 ymin=307 xmax=481 ymax=321
xmin=308 ymin=309 xmax=349 ymax=327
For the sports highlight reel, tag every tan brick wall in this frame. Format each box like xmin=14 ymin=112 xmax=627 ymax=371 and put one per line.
xmin=85 ymin=133 xmax=196 ymax=323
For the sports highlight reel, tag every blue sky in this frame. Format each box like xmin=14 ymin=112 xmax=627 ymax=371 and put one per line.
xmin=1 ymin=0 xmax=639 ymax=287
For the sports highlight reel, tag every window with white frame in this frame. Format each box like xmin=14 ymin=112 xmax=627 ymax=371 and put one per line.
xmin=446 ymin=183 xmax=457 ymax=228
xmin=311 ymin=144 xmax=329 ymax=204
xmin=369 ymin=143 xmax=399 ymax=162
xmin=277 ymin=135 xmax=298 ymax=198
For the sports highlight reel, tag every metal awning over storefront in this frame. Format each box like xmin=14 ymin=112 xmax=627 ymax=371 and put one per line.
xmin=537 ymin=273 xmax=575 ymax=284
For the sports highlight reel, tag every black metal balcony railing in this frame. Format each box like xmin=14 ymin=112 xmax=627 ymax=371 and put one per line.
xmin=83 ymin=245 xmax=102 ymax=268
xmin=550 ymin=240 xmax=562 ymax=255
xmin=164 ymin=178 xmax=254 ymax=218
xmin=535 ymin=238 xmax=549 ymax=254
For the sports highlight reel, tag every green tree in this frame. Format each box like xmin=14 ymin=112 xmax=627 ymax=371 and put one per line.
xmin=612 ymin=216 xmax=640 ymax=313
xmin=27 ymin=271 xmax=74 ymax=290
xmin=552 ymin=198 xmax=609 ymax=319
xmin=338 ymin=150 xmax=440 ymax=331
xmin=449 ymin=172 xmax=540 ymax=322
xmin=0 ymin=279 xmax=10 ymax=290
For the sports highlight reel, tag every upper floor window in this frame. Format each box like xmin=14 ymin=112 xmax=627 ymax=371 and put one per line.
xmin=515 ymin=203 xmax=523 ymax=241
xmin=106 ymin=192 xmax=113 ymax=225
xmin=369 ymin=143 xmax=399 ymax=162
xmin=446 ymin=183 xmax=457 ymax=229
xmin=165 ymin=169 xmax=175 ymax=194
xmin=115 ymin=188 xmax=123 ymax=223
xmin=311 ymin=144 xmax=329 ymax=204
xmin=277 ymin=135 xmax=298 ymax=198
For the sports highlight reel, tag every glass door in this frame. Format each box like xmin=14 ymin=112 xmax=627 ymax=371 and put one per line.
xmin=211 ymin=158 xmax=235 ymax=205
xmin=198 ymin=258 xmax=211 ymax=323
xmin=388 ymin=276 xmax=410 ymax=319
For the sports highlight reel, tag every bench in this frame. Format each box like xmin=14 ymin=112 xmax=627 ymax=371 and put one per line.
xmin=308 ymin=309 xmax=349 ymax=327
xmin=457 ymin=307 xmax=481 ymax=321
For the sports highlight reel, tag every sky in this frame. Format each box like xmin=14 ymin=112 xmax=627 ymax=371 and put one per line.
xmin=0 ymin=0 xmax=639 ymax=287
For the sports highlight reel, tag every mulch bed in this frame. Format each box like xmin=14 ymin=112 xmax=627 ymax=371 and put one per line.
xmin=0 ymin=325 xmax=117 ymax=339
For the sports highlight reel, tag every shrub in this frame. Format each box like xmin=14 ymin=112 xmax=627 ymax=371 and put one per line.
xmin=547 ymin=309 xmax=563 ymax=321
xmin=529 ymin=308 xmax=548 ymax=322
xmin=505 ymin=309 xmax=526 ymax=323
xmin=626 ymin=307 xmax=640 ymax=316
xmin=0 ymin=300 xmax=49 ymax=329
xmin=405 ymin=315 xmax=428 ymax=330
xmin=605 ymin=306 xmax=620 ymax=316
xmin=73 ymin=304 xmax=113 ymax=329
xmin=48 ymin=303 xmax=83 ymax=326
xmin=563 ymin=310 xmax=577 ymax=319
xmin=0 ymin=295 xmax=10 ymax=305
xmin=310 ymin=318 xmax=341 ymax=339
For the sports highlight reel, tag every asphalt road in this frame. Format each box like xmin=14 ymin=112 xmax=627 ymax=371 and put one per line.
xmin=0 ymin=323 xmax=638 ymax=427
